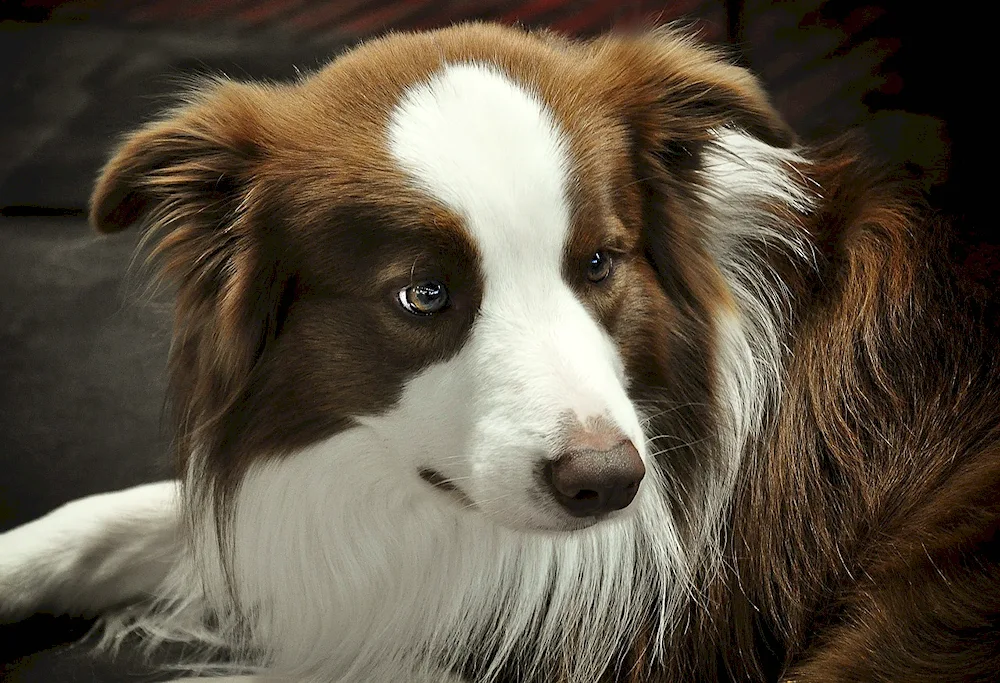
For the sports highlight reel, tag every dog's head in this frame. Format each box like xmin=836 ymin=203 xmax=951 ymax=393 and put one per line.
xmin=91 ymin=23 xmax=796 ymax=533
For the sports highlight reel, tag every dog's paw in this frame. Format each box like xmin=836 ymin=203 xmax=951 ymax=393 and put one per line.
xmin=0 ymin=482 xmax=181 ymax=622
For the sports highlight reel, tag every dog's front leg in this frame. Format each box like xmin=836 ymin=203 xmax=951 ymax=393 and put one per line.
xmin=0 ymin=481 xmax=182 ymax=622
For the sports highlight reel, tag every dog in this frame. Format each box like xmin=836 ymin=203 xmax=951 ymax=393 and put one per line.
xmin=1 ymin=21 xmax=998 ymax=683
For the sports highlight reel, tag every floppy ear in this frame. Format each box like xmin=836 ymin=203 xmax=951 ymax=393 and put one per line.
xmin=592 ymin=28 xmax=794 ymax=153
xmin=590 ymin=29 xmax=800 ymax=306
xmin=90 ymin=80 xmax=272 ymax=234
xmin=91 ymin=80 xmax=290 ymax=434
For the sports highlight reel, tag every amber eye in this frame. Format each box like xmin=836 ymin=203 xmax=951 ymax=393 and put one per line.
xmin=586 ymin=251 xmax=613 ymax=283
xmin=398 ymin=281 xmax=449 ymax=316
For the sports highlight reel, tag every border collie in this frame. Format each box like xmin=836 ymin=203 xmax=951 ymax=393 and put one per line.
xmin=2 ymin=22 xmax=998 ymax=683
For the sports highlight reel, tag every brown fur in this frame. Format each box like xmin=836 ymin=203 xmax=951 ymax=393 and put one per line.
xmin=89 ymin=22 xmax=999 ymax=682
xmin=644 ymin=147 xmax=1000 ymax=682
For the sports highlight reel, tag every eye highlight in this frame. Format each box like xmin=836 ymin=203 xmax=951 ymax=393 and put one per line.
xmin=398 ymin=281 xmax=450 ymax=316
xmin=586 ymin=251 xmax=613 ymax=283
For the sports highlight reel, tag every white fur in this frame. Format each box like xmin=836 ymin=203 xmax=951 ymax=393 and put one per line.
xmin=693 ymin=131 xmax=816 ymax=560
xmin=699 ymin=131 xmax=815 ymax=436
xmin=0 ymin=482 xmax=180 ymax=622
xmin=386 ymin=62 xmax=648 ymax=530
xmin=0 ymin=82 xmax=815 ymax=683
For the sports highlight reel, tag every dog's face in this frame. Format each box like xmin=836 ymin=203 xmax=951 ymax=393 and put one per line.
xmin=90 ymin=24 xmax=793 ymax=533
xmin=375 ymin=60 xmax=653 ymax=531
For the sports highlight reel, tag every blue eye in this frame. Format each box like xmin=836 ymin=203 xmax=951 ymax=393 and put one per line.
xmin=398 ymin=281 xmax=449 ymax=315
xmin=586 ymin=251 xmax=613 ymax=283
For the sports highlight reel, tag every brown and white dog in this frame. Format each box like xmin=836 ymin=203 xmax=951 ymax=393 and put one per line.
xmin=1 ymin=22 xmax=998 ymax=683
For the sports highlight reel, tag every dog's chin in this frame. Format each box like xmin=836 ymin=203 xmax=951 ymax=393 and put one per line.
xmin=474 ymin=505 xmax=605 ymax=534
xmin=518 ymin=515 xmax=602 ymax=534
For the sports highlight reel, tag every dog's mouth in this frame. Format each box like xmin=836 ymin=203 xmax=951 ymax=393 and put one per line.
xmin=418 ymin=467 xmax=607 ymax=533
xmin=419 ymin=468 xmax=476 ymax=508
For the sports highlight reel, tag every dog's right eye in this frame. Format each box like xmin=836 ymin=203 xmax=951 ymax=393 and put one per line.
xmin=398 ymin=281 xmax=450 ymax=316
xmin=586 ymin=250 xmax=613 ymax=283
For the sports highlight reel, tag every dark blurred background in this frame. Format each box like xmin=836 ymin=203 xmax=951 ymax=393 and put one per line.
xmin=0 ymin=1 xmax=991 ymax=681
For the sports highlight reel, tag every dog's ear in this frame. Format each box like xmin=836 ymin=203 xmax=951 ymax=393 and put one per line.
xmin=591 ymin=29 xmax=794 ymax=152
xmin=90 ymin=80 xmax=268 ymax=234
xmin=590 ymin=30 xmax=798 ymax=303
xmin=92 ymin=80 xmax=289 ymax=430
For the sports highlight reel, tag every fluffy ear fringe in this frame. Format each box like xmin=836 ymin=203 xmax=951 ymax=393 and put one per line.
xmin=89 ymin=79 xmax=269 ymax=234
xmin=89 ymin=80 xmax=291 ymax=471
xmin=592 ymin=28 xmax=795 ymax=151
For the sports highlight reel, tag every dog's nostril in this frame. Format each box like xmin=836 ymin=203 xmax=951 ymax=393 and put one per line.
xmin=547 ymin=439 xmax=644 ymax=518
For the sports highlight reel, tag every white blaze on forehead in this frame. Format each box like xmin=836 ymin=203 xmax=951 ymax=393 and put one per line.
xmin=386 ymin=61 xmax=644 ymax=455
xmin=386 ymin=62 xmax=572 ymax=288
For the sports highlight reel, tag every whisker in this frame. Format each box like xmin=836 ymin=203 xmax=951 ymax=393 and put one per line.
xmin=648 ymin=437 xmax=710 ymax=458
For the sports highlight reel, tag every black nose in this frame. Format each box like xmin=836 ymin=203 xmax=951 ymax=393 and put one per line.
xmin=547 ymin=439 xmax=645 ymax=517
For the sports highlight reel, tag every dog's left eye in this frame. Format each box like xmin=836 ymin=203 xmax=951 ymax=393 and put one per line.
xmin=586 ymin=251 xmax=613 ymax=283
xmin=398 ymin=281 xmax=450 ymax=316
